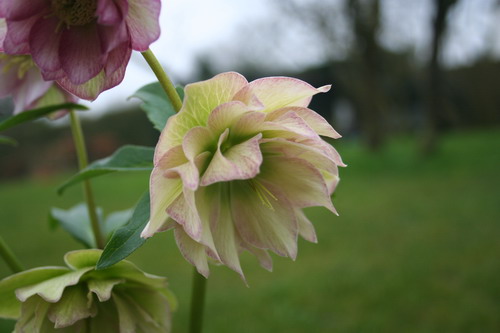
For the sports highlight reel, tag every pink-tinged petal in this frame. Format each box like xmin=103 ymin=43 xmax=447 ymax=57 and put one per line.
xmin=231 ymin=181 xmax=298 ymax=259
xmin=322 ymin=168 xmax=340 ymax=195
xmin=41 ymin=68 xmax=65 ymax=81
xmin=234 ymin=76 xmax=331 ymax=112
xmin=267 ymin=107 xmax=341 ymax=139
xmin=2 ymin=0 xmax=47 ymax=21
xmin=29 ymin=17 xmax=62 ymax=73
xmin=231 ymin=111 xmax=266 ymax=139
xmin=57 ymin=49 xmax=129 ymax=100
xmin=259 ymin=156 xmax=337 ymax=214
xmin=141 ymin=168 xmax=182 ymax=238
xmin=97 ymin=0 xmax=127 ymax=25
xmin=211 ymin=196 xmax=245 ymax=280
xmin=3 ymin=16 xmax=38 ymax=54
xmin=300 ymin=138 xmax=347 ymax=167
xmin=12 ymin=67 xmax=51 ymax=114
xmin=60 ymin=25 xmax=105 ymax=85
xmin=182 ymin=126 xmax=214 ymax=162
xmin=98 ymin=22 xmax=129 ymax=54
xmin=239 ymin=237 xmax=273 ymax=272
xmin=104 ymin=42 xmax=129 ymax=74
xmin=174 ymin=226 xmax=210 ymax=278
xmin=126 ymin=0 xmax=161 ymax=51
xmin=201 ymin=131 xmax=263 ymax=186
xmin=0 ymin=19 xmax=6 ymax=51
xmin=263 ymin=111 xmax=321 ymax=141
xmin=295 ymin=210 xmax=317 ymax=243
xmin=207 ymin=101 xmax=248 ymax=134
xmin=159 ymin=72 xmax=248 ymax=151
xmin=167 ymin=189 xmax=202 ymax=241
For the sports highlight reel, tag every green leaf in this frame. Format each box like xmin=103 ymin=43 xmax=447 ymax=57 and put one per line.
xmin=97 ymin=192 xmax=150 ymax=270
xmin=103 ymin=209 xmax=134 ymax=237
xmin=0 ymin=135 xmax=17 ymax=146
xmin=0 ymin=103 xmax=88 ymax=131
xmin=130 ymin=83 xmax=184 ymax=131
xmin=49 ymin=204 xmax=104 ymax=248
xmin=57 ymin=145 xmax=154 ymax=195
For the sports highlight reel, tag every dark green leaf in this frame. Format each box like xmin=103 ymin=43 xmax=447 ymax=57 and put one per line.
xmin=103 ymin=209 xmax=134 ymax=236
xmin=57 ymin=145 xmax=154 ymax=195
xmin=0 ymin=103 xmax=88 ymax=131
xmin=49 ymin=204 xmax=104 ymax=248
xmin=0 ymin=136 xmax=17 ymax=146
xmin=130 ymin=83 xmax=184 ymax=131
xmin=97 ymin=192 xmax=150 ymax=269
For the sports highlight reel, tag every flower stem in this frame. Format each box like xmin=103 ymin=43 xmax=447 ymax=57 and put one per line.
xmin=189 ymin=269 xmax=207 ymax=333
xmin=141 ymin=49 xmax=183 ymax=113
xmin=0 ymin=235 xmax=23 ymax=273
xmin=69 ymin=110 xmax=105 ymax=249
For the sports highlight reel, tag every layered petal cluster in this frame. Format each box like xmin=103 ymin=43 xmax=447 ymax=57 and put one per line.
xmin=0 ymin=0 xmax=161 ymax=100
xmin=0 ymin=54 xmax=77 ymax=118
xmin=0 ymin=250 xmax=175 ymax=332
xmin=142 ymin=72 xmax=345 ymax=279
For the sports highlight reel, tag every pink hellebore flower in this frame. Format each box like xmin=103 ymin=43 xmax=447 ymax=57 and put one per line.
xmin=0 ymin=0 xmax=161 ymax=100
xmin=0 ymin=53 xmax=77 ymax=118
xmin=142 ymin=72 xmax=346 ymax=280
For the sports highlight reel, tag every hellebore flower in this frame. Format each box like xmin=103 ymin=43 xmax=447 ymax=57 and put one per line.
xmin=0 ymin=0 xmax=161 ymax=100
xmin=142 ymin=72 xmax=346 ymax=279
xmin=0 ymin=53 xmax=77 ymax=118
xmin=0 ymin=249 xmax=175 ymax=332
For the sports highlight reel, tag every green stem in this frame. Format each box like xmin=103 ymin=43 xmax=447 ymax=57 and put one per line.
xmin=0 ymin=235 xmax=23 ymax=273
xmin=189 ymin=269 xmax=207 ymax=333
xmin=69 ymin=110 xmax=105 ymax=249
xmin=141 ymin=49 xmax=183 ymax=113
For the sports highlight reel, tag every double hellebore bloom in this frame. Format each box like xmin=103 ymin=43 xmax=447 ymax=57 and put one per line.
xmin=0 ymin=54 xmax=76 ymax=117
xmin=142 ymin=72 xmax=345 ymax=279
xmin=0 ymin=249 xmax=175 ymax=332
xmin=0 ymin=0 xmax=161 ymax=100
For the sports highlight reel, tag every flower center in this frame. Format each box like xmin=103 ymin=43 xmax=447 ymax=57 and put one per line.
xmin=51 ymin=0 xmax=97 ymax=26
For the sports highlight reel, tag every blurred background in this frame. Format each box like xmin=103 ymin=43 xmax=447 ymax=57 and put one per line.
xmin=0 ymin=0 xmax=499 ymax=332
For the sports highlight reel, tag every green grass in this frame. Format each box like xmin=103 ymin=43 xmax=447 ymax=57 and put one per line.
xmin=0 ymin=129 xmax=499 ymax=332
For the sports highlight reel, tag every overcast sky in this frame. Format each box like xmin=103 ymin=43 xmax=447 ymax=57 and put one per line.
xmin=82 ymin=0 xmax=500 ymax=115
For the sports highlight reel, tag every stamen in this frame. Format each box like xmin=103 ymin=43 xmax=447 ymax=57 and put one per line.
xmin=250 ymin=180 xmax=277 ymax=210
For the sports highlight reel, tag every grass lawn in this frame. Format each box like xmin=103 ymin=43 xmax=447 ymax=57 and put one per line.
xmin=0 ymin=129 xmax=499 ymax=332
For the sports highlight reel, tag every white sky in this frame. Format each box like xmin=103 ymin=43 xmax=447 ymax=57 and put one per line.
xmin=83 ymin=0 xmax=500 ymax=115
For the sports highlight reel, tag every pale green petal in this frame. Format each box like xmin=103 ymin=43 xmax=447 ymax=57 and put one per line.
xmin=231 ymin=181 xmax=298 ymax=258
xmin=167 ymin=189 xmax=203 ymax=241
xmin=262 ymin=111 xmax=321 ymax=141
xmin=266 ymin=107 xmax=341 ymax=139
xmin=201 ymin=130 xmax=263 ymax=186
xmin=0 ymin=267 xmax=68 ymax=319
xmin=182 ymin=126 xmax=214 ymax=162
xmin=16 ymin=267 xmax=93 ymax=303
xmin=142 ymin=168 xmax=182 ymax=238
xmin=234 ymin=77 xmax=330 ymax=113
xmin=63 ymin=249 xmax=102 ymax=270
xmin=296 ymin=210 xmax=318 ymax=243
xmin=231 ymin=111 xmax=266 ymax=140
xmin=15 ymin=295 xmax=50 ymax=333
xmin=88 ymin=278 xmax=124 ymax=302
xmin=89 ymin=301 xmax=120 ymax=332
xmin=47 ymin=284 xmax=94 ymax=328
xmin=174 ymin=225 xmax=210 ymax=278
xmin=157 ymin=72 xmax=248 ymax=155
xmin=113 ymin=293 xmax=138 ymax=333
xmin=259 ymin=156 xmax=336 ymax=214
xmin=207 ymin=101 xmax=248 ymax=134
xmin=93 ymin=261 xmax=167 ymax=290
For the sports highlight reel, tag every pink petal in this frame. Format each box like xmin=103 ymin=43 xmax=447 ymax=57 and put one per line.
xmin=200 ymin=130 xmax=263 ymax=186
xmin=259 ymin=156 xmax=337 ymax=214
xmin=2 ymin=0 xmax=47 ymax=21
xmin=98 ymin=22 xmax=129 ymax=54
xmin=29 ymin=16 xmax=62 ymax=73
xmin=267 ymin=107 xmax=341 ymax=139
xmin=231 ymin=181 xmax=298 ymax=259
xmin=126 ymin=0 xmax=161 ymax=51
xmin=97 ymin=0 xmax=128 ymax=25
xmin=104 ymin=41 xmax=130 ymax=75
xmin=59 ymin=24 xmax=105 ymax=84
xmin=234 ymin=77 xmax=331 ymax=113
xmin=3 ymin=16 xmax=38 ymax=54
xmin=174 ymin=225 xmax=210 ymax=278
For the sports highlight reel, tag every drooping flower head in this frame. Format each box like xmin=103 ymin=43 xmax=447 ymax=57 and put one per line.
xmin=0 ymin=53 xmax=77 ymax=118
xmin=142 ymin=72 xmax=345 ymax=280
xmin=0 ymin=0 xmax=161 ymax=100
xmin=0 ymin=249 xmax=175 ymax=332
